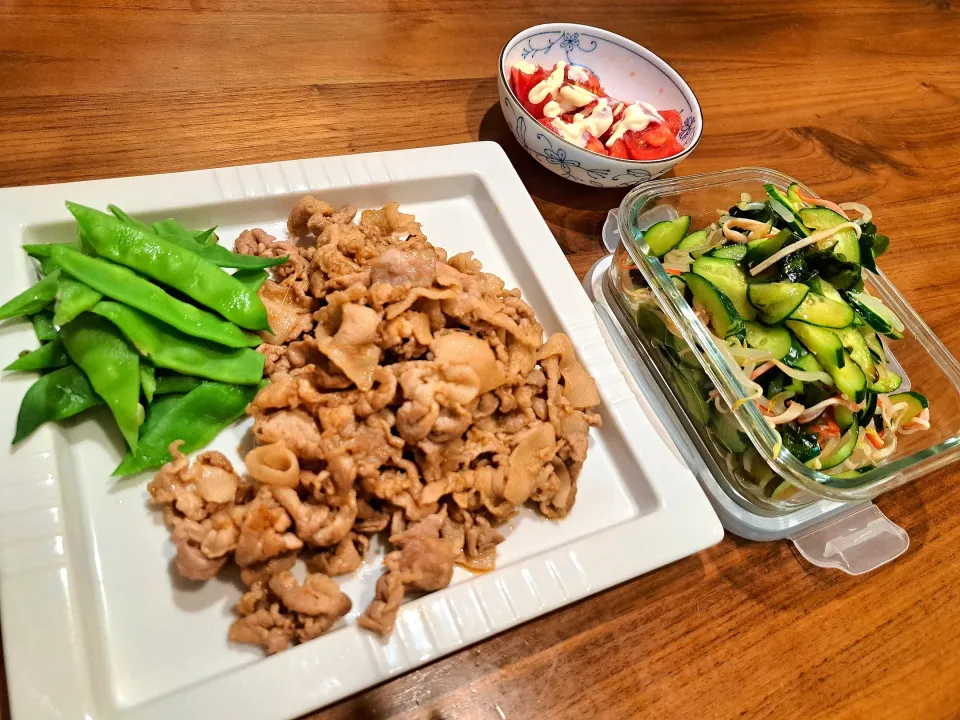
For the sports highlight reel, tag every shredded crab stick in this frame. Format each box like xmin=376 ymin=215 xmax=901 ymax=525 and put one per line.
xmin=795 ymin=188 xmax=850 ymax=219
xmin=721 ymin=217 xmax=773 ymax=243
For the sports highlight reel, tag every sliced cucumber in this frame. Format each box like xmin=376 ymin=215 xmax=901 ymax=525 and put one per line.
xmin=747 ymin=282 xmax=808 ymax=324
xmin=764 ymin=185 xmax=810 ymax=237
xmin=781 ymin=338 xmax=807 ymax=368
xmin=767 ymin=370 xmax=803 ymax=397
xmin=793 ymin=352 xmax=826 ymax=375
xmin=786 ymin=183 xmax=807 ymax=212
xmin=710 ymin=410 xmax=748 ymax=454
xmin=858 ymin=391 xmax=878 ymax=428
xmin=635 ymin=305 xmax=668 ymax=343
xmin=799 ymin=207 xmax=860 ymax=265
xmin=833 ymin=350 xmax=868 ymax=404
xmin=667 ymin=363 xmax=710 ymax=426
xmin=744 ymin=321 xmax=792 ymax=360
xmin=834 ymin=405 xmax=855 ymax=432
xmin=677 ymin=229 xmax=709 ymax=253
xmin=643 ymin=216 xmax=691 ymax=257
xmin=807 ymin=276 xmax=844 ymax=304
xmin=816 ymin=424 xmax=859 ymax=470
xmin=691 ymin=256 xmax=756 ymax=321
xmin=786 ymin=321 xmax=844 ymax=370
xmin=887 ymin=391 xmax=928 ymax=425
xmin=782 ymin=424 xmax=821 ymax=462
xmin=860 ymin=326 xmax=885 ymax=360
xmin=846 ymin=291 xmax=905 ymax=340
xmin=708 ymin=244 xmax=748 ymax=262
xmin=868 ymin=367 xmax=902 ymax=394
xmin=681 ymin=272 xmax=745 ymax=339
xmin=835 ymin=326 xmax=876 ymax=379
xmin=769 ymin=480 xmax=802 ymax=501
xmin=744 ymin=229 xmax=790 ymax=267
xmin=788 ymin=292 xmax=855 ymax=329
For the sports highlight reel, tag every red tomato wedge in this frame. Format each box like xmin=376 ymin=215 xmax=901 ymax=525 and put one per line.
xmin=565 ymin=65 xmax=603 ymax=95
xmin=623 ymin=127 xmax=685 ymax=160
xmin=510 ymin=66 xmax=550 ymax=118
xmin=584 ymin=134 xmax=607 ymax=156
xmin=659 ymin=109 xmax=683 ymax=136
xmin=608 ymin=138 xmax=630 ymax=159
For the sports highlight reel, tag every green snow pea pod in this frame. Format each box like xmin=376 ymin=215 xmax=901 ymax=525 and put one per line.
xmin=154 ymin=374 xmax=202 ymax=395
xmin=107 ymin=204 xmax=150 ymax=231
xmin=13 ymin=364 xmax=103 ymax=443
xmin=113 ymin=380 xmax=263 ymax=476
xmin=30 ymin=311 xmax=57 ymax=342
xmin=194 ymin=227 xmax=219 ymax=245
xmin=231 ymin=268 xmax=269 ymax=293
xmin=140 ymin=363 xmax=157 ymax=403
xmin=0 ymin=271 xmax=60 ymax=320
xmin=151 ymin=218 xmax=288 ymax=271
xmin=60 ymin=314 xmax=142 ymax=451
xmin=22 ymin=244 xmax=59 ymax=260
xmin=67 ymin=203 xmax=270 ymax=331
xmin=5 ymin=339 xmax=70 ymax=372
xmin=91 ymin=301 xmax=265 ymax=384
xmin=51 ymin=246 xmax=260 ymax=348
xmin=54 ymin=276 xmax=102 ymax=326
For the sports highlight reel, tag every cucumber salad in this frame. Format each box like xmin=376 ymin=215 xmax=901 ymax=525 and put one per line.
xmin=617 ymin=184 xmax=930 ymax=501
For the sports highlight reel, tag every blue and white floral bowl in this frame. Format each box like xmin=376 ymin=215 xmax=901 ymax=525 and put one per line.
xmin=498 ymin=23 xmax=702 ymax=188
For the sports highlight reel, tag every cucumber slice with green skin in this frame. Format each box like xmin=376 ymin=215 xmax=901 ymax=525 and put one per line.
xmin=691 ymin=256 xmax=756 ymax=321
xmin=834 ymin=405 xmax=855 ymax=431
xmin=764 ymin=185 xmax=810 ymax=237
xmin=747 ymin=282 xmax=808 ymax=324
xmin=887 ymin=391 xmax=928 ymax=425
xmin=744 ymin=229 xmax=791 ymax=267
xmin=677 ymin=229 xmax=709 ymax=253
xmin=744 ymin=321 xmax=792 ymax=360
xmin=860 ymin=326 xmax=885 ymax=359
xmin=681 ymin=272 xmax=745 ymax=339
xmin=643 ymin=216 xmax=691 ymax=257
xmin=793 ymin=352 xmax=826 ymax=375
xmin=835 ymin=326 xmax=876 ymax=379
xmin=814 ymin=424 xmax=860 ymax=469
xmin=845 ymin=291 xmax=905 ymax=340
xmin=767 ymin=371 xmax=803 ymax=397
xmin=798 ymin=207 xmax=860 ymax=265
xmin=786 ymin=320 xmax=845 ymax=370
xmin=666 ymin=331 xmax=700 ymax=368
xmin=832 ymin=350 xmax=868 ymax=404
xmin=868 ymin=367 xmax=902 ymax=394
xmin=829 ymin=467 xmax=873 ymax=480
xmin=858 ymin=391 xmax=878 ymax=427
xmin=781 ymin=338 xmax=807 ymax=368
xmin=786 ymin=184 xmax=807 ymax=212
xmin=635 ymin=306 xmax=668 ymax=344
xmin=782 ymin=424 xmax=821 ymax=462
xmin=788 ymin=292 xmax=855 ymax=329
xmin=769 ymin=480 xmax=802 ymax=501
xmin=707 ymin=244 xmax=748 ymax=261
xmin=807 ymin=276 xmax=844 ymax=304
xmin=710 ymin=410 xmax=748 ymax=454
xmin=742 ymin=446 xmax=775 ymax=488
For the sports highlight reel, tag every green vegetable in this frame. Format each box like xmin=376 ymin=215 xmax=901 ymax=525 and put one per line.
xmin=782 ymin=424 xmax=821 ymax=463
xmin=30 ymin=311 xmax=57 ymax=342
xmin=194 ymin=227 xmax=219 ymax=245
xmin=67 ymin=203 xmax=270 ymax=331
xmin=13 ymin=364 xmax=103 ymax=443
xmin=887 ymin=391 xmax=928 ymax=425
xmin=0 ymin=271 xmax=60 ymax=320
xmin=845 ymin=291 xmax=904 ymax=340
xmin=788 ymin=292 xmax=855 ymax=329
xmin=140 ymin=363 xmax=157 ymax=403
xmin=643 ymin=216 xmax=691 ymax=257
xmin=60 ymin=314 xmax=142 ymax=451
xmin=107 ymin=204 xmax=150 ymax=231
xmin=747 ymin=282 xmax=808 ymax=324
xmin=691 ymin=256 xmax=755 ymax=320
xmin=707 ymin=244 xmax=747 ymax=262
xmin=232 ymin=268 xmax=269 ymax=293
xmin=51 ymin=246 xmax=260 ymax=349
xmin=114 ymin=380 xmax=263 ymax=476
xmin=5 ymin=339 xmax=70 ymax=372
xmin=54 ymin=276 xmax=102 ymax=326
xmin=154 ymin=374 xmax=203 ymax=395
xmin=91 ymin=300 xmax=265 ymax=384
xmin=816 ymin=424 xmax=859 ymax=469
xmin=676 ymin=229 xmax=709 ymax=253
xmin=22 ymin=244 xmax=58 ymax=260
xmin=743 ymin=230 xmax=790 ymax=267
xmin=681 ymin=272 xmax=744 ymax=339
xmin=744 ymin=321 xmax=792 ymax=360
xmin=151 ymin=218 xmax=287 ymax=271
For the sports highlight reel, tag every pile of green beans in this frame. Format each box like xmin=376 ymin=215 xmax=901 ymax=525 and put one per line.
xmin=1 ymin=203 xmax=286 ymax=476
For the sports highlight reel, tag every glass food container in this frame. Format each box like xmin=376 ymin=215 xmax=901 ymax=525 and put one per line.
xmin=586 ymin=167 xmax=960 ymax=573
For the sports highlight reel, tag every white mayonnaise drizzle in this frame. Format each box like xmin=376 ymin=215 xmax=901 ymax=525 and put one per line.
xmin=605 ymin=101 xmax=665 ymax=147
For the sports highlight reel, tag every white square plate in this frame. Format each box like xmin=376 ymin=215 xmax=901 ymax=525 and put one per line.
xmin=0 ymin=142 xmax=722 ymax=720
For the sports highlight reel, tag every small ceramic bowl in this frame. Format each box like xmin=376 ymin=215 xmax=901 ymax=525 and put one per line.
xmin=497 ymin=23 xmax=703 ymax=188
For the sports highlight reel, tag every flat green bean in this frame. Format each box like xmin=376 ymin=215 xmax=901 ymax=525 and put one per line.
xmin=51 ymin=246 xmax=260 ymax=348
xmin=154 ymin=374 xmax=202 ymax=395
xmin=152 ymin=218 xmax=288 ymax=271
xmin=54 ymin=276 xmax=102 ymax=326
xmin=140 ymin=363 xmax=157 ymax=403
xmin=30 ymin=311 xmax=57 ymax=342
xmin=13 ymin=364 xmax=103 ymax=443
xmin=92 ymin=300 xmax=265 ymax=384
xmin=60 ymin=314 xmax=142 ymax=451
xmin=5 ymin=339 xmax=70 ymax=372
xmin=0 ymin=271 xmax=60 ymax=320
xmin=68 ymin=203 xmax=270 ymax=331
xmin=113 ymin=380 xmax=263 ymax=476
xmin=231 ymin=268 xmax=269 ymax=293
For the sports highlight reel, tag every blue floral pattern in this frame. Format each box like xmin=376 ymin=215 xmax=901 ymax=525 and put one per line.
xmin=519 ymin=30 xmax=599 ymax=72
xmin=677 ymin=115 xmax=696 ymax=144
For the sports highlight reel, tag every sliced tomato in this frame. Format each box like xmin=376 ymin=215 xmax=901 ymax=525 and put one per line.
xmin=565 ymin=65 xmax=603 ymax=95
xmin=640 ymin=120 xmax=673 ymax=148
xmin=560 ymin=113 xmax=577 ymax=123
xmin=584 ymin=133 xmax=607 ymax=156
xmin=608 ymin=138 xmax=630 ymax=159
xmin=511 ymin=66 xmax=550 ymax=118
xmin=659 ymin=109 xmax=683 ymax=136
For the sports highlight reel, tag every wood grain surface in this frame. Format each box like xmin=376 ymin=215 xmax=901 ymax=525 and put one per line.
xmin=3 ymin=1 xmax=960 ymax=718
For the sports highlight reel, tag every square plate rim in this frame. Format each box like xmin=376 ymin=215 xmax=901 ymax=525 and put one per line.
xmin=0 ymin=141 xmax=723 ymax=720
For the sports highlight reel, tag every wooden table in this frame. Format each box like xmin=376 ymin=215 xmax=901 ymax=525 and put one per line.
xmin=3 ymin=1 xmax=960 ymax=718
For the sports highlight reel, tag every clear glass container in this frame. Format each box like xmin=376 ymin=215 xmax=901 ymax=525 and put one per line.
xmin=608 ymin=167 xmax=960 ymax=512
